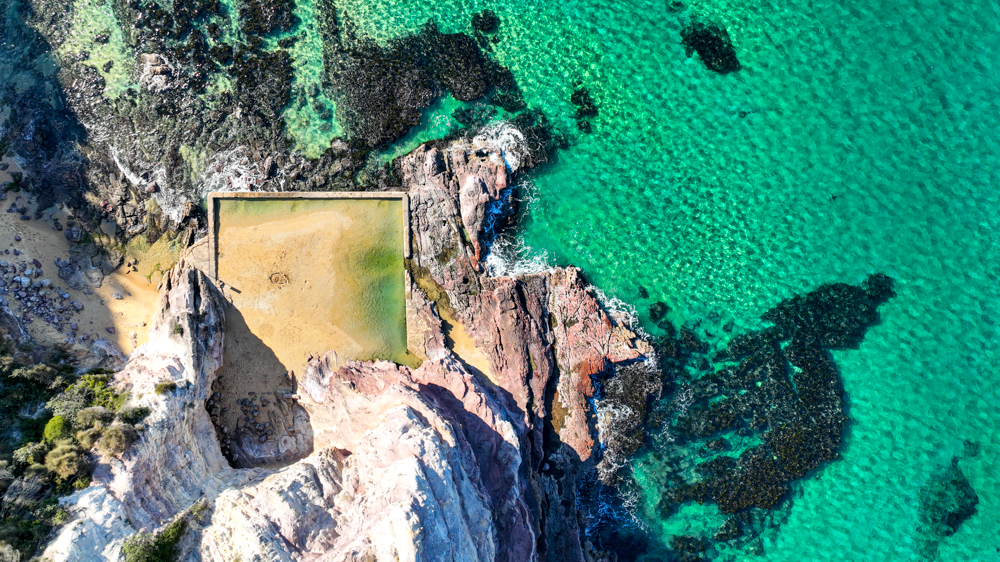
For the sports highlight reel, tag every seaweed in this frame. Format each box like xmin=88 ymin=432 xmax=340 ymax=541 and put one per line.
xmin=320 ymin=8 xmax=522 ymax=149
xmin=680 ymin=23 xmax=741 ymax=74
xmin=656 ymin=274 xmax=894 ymax=515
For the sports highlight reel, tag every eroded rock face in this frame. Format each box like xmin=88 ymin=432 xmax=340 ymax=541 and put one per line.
xmin=43 ymin=263 xmax=240 ymax=561
xmin=44 ymin=264 xmax=514 ymax=562
xmin=401 ymin=136 xmax=652 ymax=560
xmin=43 ymin=134 xmax=650 ymax=561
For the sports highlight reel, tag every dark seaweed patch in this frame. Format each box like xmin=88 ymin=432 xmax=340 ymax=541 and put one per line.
xmin=510 ymin=109 xmax=567 ymax=169
xmin=594 ymin=274 xmax=894 ymax=559
xmin=661 ymin=275 xmax=894 ymax=515
xmin=917 ymin=455 xmax=979 ymax=559
xmin=229 ymin=48 xmax=294 ymax=120
xmin=570 ymin=86 xmax=598 ymax=133
xmin=238 ymin=0 xmax=298 ymax=37
xmin=472 ymin=9 xmax=500 ymax=34
xmin=318 ymin=9 xmax=519 ymax=149
xmin=680 ymin=22 xmax=740 ymax=74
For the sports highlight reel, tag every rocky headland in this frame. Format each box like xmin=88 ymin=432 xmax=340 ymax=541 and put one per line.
xmin=0 ymin=0 xmax=916 ymax=559
xmin=31 ymin=132 xmax=652 ymax=562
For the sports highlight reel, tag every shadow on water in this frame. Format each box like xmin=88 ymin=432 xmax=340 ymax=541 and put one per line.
xmin=0 ymin=0 xmax=91 ymax=210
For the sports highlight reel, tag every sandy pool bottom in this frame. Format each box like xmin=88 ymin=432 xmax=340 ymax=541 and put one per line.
xmin=214 ymin=197 xmax=408 ymax=382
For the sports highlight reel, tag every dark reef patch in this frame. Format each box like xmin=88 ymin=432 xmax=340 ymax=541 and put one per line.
xmin=569 ymin=85 xmax=598 ymax=133
xmin=917 ymin=454 xmax=978 ymax=559
xmin=591 ymin=274 xmax=894 ymax=560
xmin=472 ymin=9 xmax=500 ymax=35
xmin=663 ymin=274 xmax=893 ymax=515
xmin=229 ymin=48 xmax=294 ymax=120
xmin=239 ymin=0 xmax=298 ymax=37
xmin=509 ymin=109 xmax=568 ymax=169
xmin=680 ymin=22 xmax=740 ymax=74
xmin=318 ymin=7 xmax=521 ymax=150
xmin=571 ymin=87 xmax=598 ymax=119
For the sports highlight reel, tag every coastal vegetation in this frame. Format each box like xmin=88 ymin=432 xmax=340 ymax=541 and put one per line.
xmin=122 ymin=501 xmax=206 ymax=562
xmin=0 ymin=337 xmax=138 ymax=559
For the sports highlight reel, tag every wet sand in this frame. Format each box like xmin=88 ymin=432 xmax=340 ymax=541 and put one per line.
xmin=439 ymin=305 xmax=493 ymax=380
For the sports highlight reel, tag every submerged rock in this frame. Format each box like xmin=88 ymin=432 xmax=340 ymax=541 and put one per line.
xmin=649 ymin=301 xmax=670 ymax=322
xmin=472 ymin=9 xmax=500 ymax=34
xmin=570 ymin=87 xmax=598 ymax=119
xmin=633 ymin=275 xmax=896 ymax=518
xmin=321 ymin=17 xmax=512 ymax=149
xmin=917 ymin=455 xmax=979 ymax=559
xmin=680 ymin=22 xmax=741 ymax=74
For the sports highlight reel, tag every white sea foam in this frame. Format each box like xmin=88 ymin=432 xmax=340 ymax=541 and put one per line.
xmin=483 ymin=179 xmax=554 ymax=277
xmin=473 ymin=122 xmax=527 ymax=173
xmin=484 ymin=235 xmax=553 ymax=277
xmin=152 ymin=146 xmax=286 ymax=224
xmin=589 ymin=286 xmax=640 ymax=329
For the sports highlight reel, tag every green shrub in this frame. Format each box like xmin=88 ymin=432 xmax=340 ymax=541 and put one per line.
xmin=154 ymin=381 xmax=177 ymax=395
xmin=42 ymin=416 xmax=68 ymax=443
xmin=76 ymin=428 xmax=103 ymax=450
xmin=47 ymin=374 xmax=125 ymax=424
xmin=45 ymin=390 xmax=89 ymax=427
xmin=81 ymin=374 xmax=128 ymax=412
xmin=117 ymin=406 xmax=151 ymax=425
xmin=12 ymin=442 xmax=48 ymax=467
xmin=0 ymin=496 xmax=70 ymax=559
xmin=76 ymin=406 xmax=112 ymax=429
xmin=171 ymin=324 xmax=184 ymax=336
xmin=24 ymin=464 xmax=48 ymax=478
xmin=122 ymin=516 xmax=188 ymax=562
xmin=96 ymin=425 xmax=136 ymax=458
xmin=0 ymin=345 xmax=94 ymax=559
xmin=44 ymin=439 xmax=89 ymax=481
xmin=10 ymin=364 xmax=61 ymax=387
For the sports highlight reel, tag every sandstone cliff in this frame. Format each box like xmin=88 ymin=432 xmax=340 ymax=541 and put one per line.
xmin=42 ymin=132 xmax=650 ymax=561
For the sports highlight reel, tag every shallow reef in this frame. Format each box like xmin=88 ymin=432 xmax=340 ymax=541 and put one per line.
xmin=589 ymin=274 xmax=895 ymax=560
xmin=916 ymin=452 xmax=979 ymax=559
xmin=318 ymin=8 xmax=522 ymax=150
xmin=665 ymin=274 xmax=895 ymax=515
xmin=570 ymin=85 xmax=598 ymax=133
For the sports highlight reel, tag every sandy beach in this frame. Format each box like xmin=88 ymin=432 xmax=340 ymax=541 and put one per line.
xmin=0 ymin=153 xmax=165 ymax=358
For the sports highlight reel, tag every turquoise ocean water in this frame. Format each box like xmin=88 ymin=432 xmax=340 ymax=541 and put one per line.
xmin=323 ymin=0 xmax=1000 ymax=559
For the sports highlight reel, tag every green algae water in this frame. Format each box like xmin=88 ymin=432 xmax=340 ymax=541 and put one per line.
xmin=327 ymin=0 xmax=1000 ymax=560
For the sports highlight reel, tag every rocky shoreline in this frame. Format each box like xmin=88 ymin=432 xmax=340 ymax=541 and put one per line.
xmin=0 ymin=0 xmax=921 ymax=559
xmin=3 ymin=0 xmax=648 ymax=556
xmin=32 ymin=131 xmax=652 ymax=562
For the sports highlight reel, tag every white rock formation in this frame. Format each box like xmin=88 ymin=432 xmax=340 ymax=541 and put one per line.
xmin=44 ymin=265 xmax=507 ymax=562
